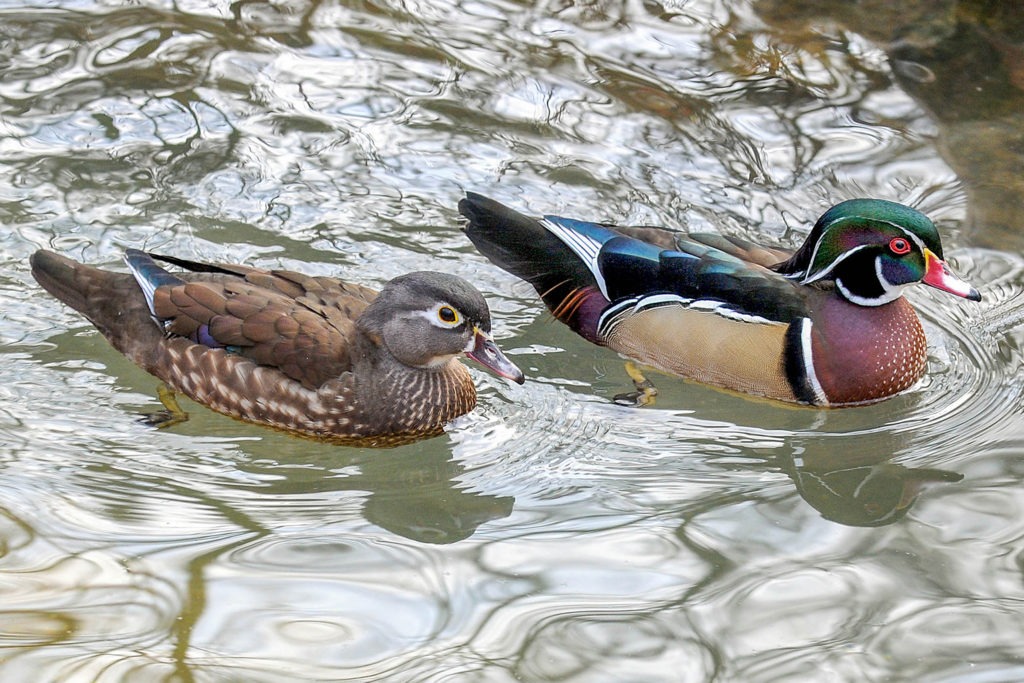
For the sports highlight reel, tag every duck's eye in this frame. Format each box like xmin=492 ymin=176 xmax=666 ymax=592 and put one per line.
xmin=437 ymin=305 xmax=460 ymax=324
xmin=889 ymin=237 xmax=911 ymax=255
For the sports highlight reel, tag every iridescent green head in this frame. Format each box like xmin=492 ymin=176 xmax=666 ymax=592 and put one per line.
xmin=776 ymin=199 xmax=981 ymax=306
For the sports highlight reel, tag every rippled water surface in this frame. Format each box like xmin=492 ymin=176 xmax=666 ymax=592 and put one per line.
xmin=2 ymin=0 xmax=1024 ymax=680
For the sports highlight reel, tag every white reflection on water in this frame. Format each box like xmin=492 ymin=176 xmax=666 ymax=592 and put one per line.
xmin=1 ymin=0 xmax=1023 ymax=680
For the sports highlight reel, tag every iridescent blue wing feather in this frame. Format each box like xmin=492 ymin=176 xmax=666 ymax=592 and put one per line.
xmin=124 ymin=249 xmax=185 ymax=320
xmin=594 ymin=235 xmax=664 ymax=300
xmin=657 ymin=237 xmax=808 ymax=322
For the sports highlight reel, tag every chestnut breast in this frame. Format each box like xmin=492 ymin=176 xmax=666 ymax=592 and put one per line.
xmin=809 ymin=296 xmax=927 ymax=405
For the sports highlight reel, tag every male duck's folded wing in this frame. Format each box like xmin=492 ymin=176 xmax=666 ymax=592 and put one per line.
xmin=594 ymin=231 xmax=810 ymax=324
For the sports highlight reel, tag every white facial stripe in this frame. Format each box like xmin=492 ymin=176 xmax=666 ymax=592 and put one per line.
xmin=801 ymin=243 xmax=870 ymax=284
xmin=461 ymin=326 xmax=485 ymax=353
xmin=412 ymin=305 xmax=464 ymax=329
xmin=878 ymin=219 xmax=928 ymax=252
xmin=873 ymin=255 xmax=912 ymax=304
xmin=835 ymin=257 xmax=909 ymax=306
xmin=875 ymin=254 xmax=896 ymax=292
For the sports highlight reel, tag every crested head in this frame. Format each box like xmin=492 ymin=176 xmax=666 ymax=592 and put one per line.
xmin=358 ymin=271 xmax=524 ymax=383
xmin=366 ymin=271 xmax=492 ymax=332
xmin=775 ymin=199 xmax=980 ymax=306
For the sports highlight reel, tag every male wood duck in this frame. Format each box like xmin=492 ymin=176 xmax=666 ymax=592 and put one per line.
xmin=459 ymin=193 xmax=981 ymax=407
xmin=30 ymin=249 xmax=524 ymax=445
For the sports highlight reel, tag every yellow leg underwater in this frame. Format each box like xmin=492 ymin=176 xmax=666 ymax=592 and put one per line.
xmin=140 ymin=384 xmax=191 ymax=429
xmin=613 ymin=361 xmax=659 ymax=407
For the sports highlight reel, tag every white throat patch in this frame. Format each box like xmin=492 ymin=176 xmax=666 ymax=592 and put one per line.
xmin=835 ymin=255 xmax=909 ymax=306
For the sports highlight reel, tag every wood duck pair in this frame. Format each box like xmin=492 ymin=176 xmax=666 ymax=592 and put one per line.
xmin=460 ymin=193 xmax=981 ymax=407
xmin=31 ymin=249 xmax=524 ymax=446
xmin=31 ymin=194 xmax=980 ymax=445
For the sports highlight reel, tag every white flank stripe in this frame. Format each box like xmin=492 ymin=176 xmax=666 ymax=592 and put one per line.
xmin=716 ymin=308 xmax=777 ymax=324
xmin=540 ymin=218 xmax=609 ymax=299
xmin=649 ymin=295 xmax=775 ymax=324
xmin=597 ymin=292 xmax=778 ymax=338
xmin=597 ymin=294 xmax=691 ymax=333
xmin=800 ymin=318 xmax=828 ymax=405
xmin=596 ymin=298 xmax=637 ymax=336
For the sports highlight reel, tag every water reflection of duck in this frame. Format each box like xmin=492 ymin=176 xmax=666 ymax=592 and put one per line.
xmin=30 ymin=249 xmax=523 ymax=446
xmin=782 ymin=448 xmax=962 ymax=527
xmin=359 ymin=453 xmax=515 ymax=544
xmin=235 ymin=439 xmax=515 ymax=544
xmin=462 ymin=194 xmax=980 ymax=406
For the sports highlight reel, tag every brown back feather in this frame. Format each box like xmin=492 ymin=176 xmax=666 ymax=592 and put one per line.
xmin=149 ymin=268 xmax=379 ymax=390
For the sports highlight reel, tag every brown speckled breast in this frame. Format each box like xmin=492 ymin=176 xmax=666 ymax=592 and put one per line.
xmin=148 ymin=337 xmax=477 ymax=446
xmin=809 ymin=297 xmax=927 ymax=405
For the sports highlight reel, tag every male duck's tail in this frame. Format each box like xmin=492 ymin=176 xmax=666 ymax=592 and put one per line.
xmin=459 ymin=192 xmax=622 ymax=342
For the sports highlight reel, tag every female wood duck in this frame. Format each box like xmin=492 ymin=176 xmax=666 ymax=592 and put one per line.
xmin=30 ymin=249 xmax=524 ymax=445
xmin=459 ymin=193 xmax=981 ymax=407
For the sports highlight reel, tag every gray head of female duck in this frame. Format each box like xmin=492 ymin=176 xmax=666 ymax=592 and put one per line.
xmin=357 ymin=270 xmax=525 ymax=382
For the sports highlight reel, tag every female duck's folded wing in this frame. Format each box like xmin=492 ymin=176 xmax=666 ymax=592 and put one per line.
xmin=148 ymin=252 xmax=379 ymax=313
xmin=142 ymin=253 xmax=369 ymax=390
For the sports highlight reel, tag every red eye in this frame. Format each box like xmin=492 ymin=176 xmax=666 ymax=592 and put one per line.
xmin=889 ymin=237 xmax=911 ymax=255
